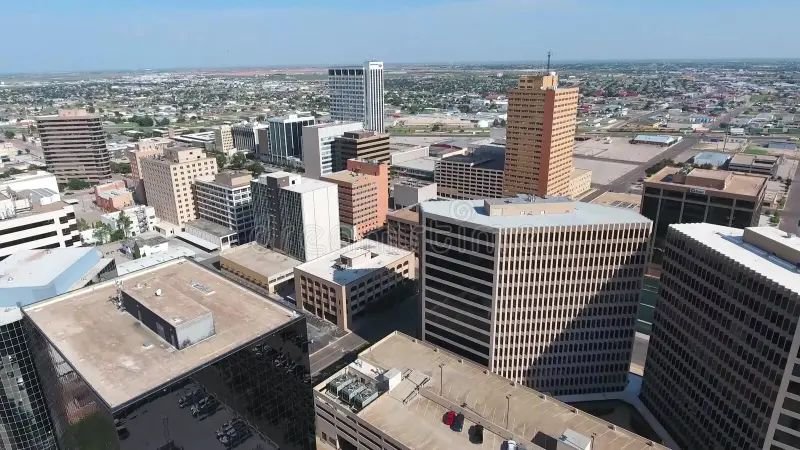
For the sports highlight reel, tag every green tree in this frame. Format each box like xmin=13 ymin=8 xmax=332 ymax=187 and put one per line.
xmin=87 ymin=105 xmax=95 ymax=113
xmin=230 ymin=152 xmax=247 ymax=169
xmin=110 ymin=162 xmax=131 ymax=174
xmin=215 ymin=153 xmax=227 ymax=169
xmin=116 ymin=210 xmax=133 ymax=238
xmin=247 ymin=162 xmax=264 ymax=177
xmin=77 ymin=218 xmax=90 ymax=231
xmin=3 ymin=130 xmax=14 ymax=139
xmin=158 ymin=117 xmax=170 ymax=126
xmin=66 ymin=179 xmax=91 ymax=190
xmin=92 ymin=223 xmax=112 ymax=244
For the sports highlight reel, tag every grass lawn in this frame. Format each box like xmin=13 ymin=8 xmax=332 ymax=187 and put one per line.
xmin=744 ymin=146 xmax=769 ymax=155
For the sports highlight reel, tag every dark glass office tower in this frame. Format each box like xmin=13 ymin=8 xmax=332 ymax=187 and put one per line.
xmin=24 ymin=259 xmax=314 ymax=450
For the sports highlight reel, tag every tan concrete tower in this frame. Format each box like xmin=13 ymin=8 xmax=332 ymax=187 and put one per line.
xmin=503 ymin=73 xmax=579 ymax=197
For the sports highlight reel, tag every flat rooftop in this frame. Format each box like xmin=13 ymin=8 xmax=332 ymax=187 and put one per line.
xmin=391 ymin=156 xmax=438 ymax=173
xmin=673 ymin=224 xmax=800 ymax=295
xmin=590 ymin=192 xmax=642 ymax=210
xmin=295 ymin=239 xmax=412 ymax=286
xmin=645 ymin=166 xmax=766 ymax=197
xmin=729 ymin=153 xmax=780 ymax=165
xmin=185 ymin=218 xmax=236 ymax=238
xmin=281 ymin=177 xmax=335 ymax=194
xmin=220 ymin=243 xmax=302 ymax=276
xmin=387 ymin=207 xmax=419 ymax=224
xmin=25 ymin=259 xmax=299 ymax=410
xmin=323 ymin=170 xmax=372 ymax=184
xmin=316 ymin=332 xmax=666 ymax=450
xmin=422 ymin=197 xmax=650 ymax=229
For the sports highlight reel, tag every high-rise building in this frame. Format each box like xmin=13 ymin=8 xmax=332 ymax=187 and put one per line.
xmin=420 ymin=196 xmax=651 ymax=395
xmin=266 ymin=114 xmax=315 ymax=167
xmin=328 ymin=61 xmax=385 ymax=133
xmin=127 ymin=137 xmax=170 ymax=180
xmin=301 ymin=122 xmax=363 ymax=179
xmin=641 ymin=166 xmax=767 ymax=262
xmin=0 ymin=188 xmax=80 ymax=260
xmin=36 ymin=109 xmax=111 ymax=184
xmin=24 ymin=258 xmax=314 ymax=450
xmin=503 ymin=73 xmax=579 ymax=197
xmin=332 ymin=130 xmax=390 ymax=171
xmin=232 ymin=123 xmax=269 ymax=156
xmin=0 ymin=247 xmax=115 ymax=450
xmin=251 ymin=173 xmax=340 ymax=261
xmin=140 ymin=147 xmax=218 ymax=228
xmin=642 ymin=224 xmax=800 ymax=450
xmin=294 ymin=240 xmax=413 ymax=331
xmin=195 ymin=171 xmax=253 ymax=243
xmin=314 ymin=331 xmax=668 ymax=450
xmin=214 ymin=124 xmax=234 ymax=155
xmin=322 ymin=159 xmax=388 ymax=241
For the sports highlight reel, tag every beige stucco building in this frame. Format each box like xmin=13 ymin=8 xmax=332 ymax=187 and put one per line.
xmin=294 ymin=239 xmax=413 ymax=331
xmin=140 ymin=147 xmax=217 ymax=228
xmin=503 ymin=73 xmax=579 ymax=197
xmin=420 ymin=197 xmax=652 ymax=396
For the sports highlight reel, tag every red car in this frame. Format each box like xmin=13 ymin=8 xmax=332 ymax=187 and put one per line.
xmin=443 ymin=410 xmax=456 ymax=426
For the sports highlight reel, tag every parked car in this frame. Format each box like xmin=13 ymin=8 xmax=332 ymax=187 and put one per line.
xmin=443 ymin=410 xmax=456 ymax=426
xmin=451 ymin=412 xmax=464 ymax=432
xmin=469 ymin=424 xmax=484 ymax=444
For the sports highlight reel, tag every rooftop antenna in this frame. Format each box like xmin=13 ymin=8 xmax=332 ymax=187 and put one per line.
xmin=546 ymin=50 xmax=552 ymax=72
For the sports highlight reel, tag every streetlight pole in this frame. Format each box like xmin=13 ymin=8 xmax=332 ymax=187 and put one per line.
xmin=505 ymin=394 xmax=511 ymax=428
xmin=438 ymin=363 xmax=445 ymax=396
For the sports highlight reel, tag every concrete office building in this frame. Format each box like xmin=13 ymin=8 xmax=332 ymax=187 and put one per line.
xmin=503 ymin=73 xmax=579 ymax=197
xmin=322 ymin=159 xmax=389 ymax=242
xmin=642 ymin=166 xmax=767 ymax=261
xmin=332 ymin=130 xmax=391 ymax=171
xmin=214 ymin=124 xmax=235 ymax=155
xmin=294 ymin=240 xmax=413 ymax=331
xmin=251 ymin=173 xmax=340 ymax=261
xmin=642 ymin=224 xmax=800 ymax=450
xmin=0 ymin=188 xmax=80 ymax=260
xmin=126 ymin=138 xmax=170 ymax=203
xmin=420 ymin=197 xmax=652 ymax=395
xmin=220 ymin=242 xmax=301 ymax=294
xmin=24 ymin=259 xmax=314 ymax=450
xmin=0 ymin=170 xmax=59 ymax=194
xmin=435 ymin=145 xmax=505 ymax=200
xmin=387 ymin=206 xmax=421 ymax=255
xmin=314 ymin=332 xmax=667 ymax=450
xmin=36 ymin=109 xmax=111 ymax=184
xmin=267 ymin=114 xmax=315 ymax=167
xmin=728 ymin=153 xmax=780 ymax=176
xmin=302 ymin=122 xmax=364 ymax=179
xmin=195 ymin=171 xmax=253 ymax=243
xmin=392 ymin=178 xmax=437 ymax=209
xmin=0 ymin=248 xmax=115 ymax=450
xmin=569 ymin=168 xmax=593 ymax=198
xmin=140 ymin=146 xmax=218 ymax=228
xmin=232 ymin=123 xmax=269 ymax=155
xmin=328 ymin=61 xmax=385 ymax=133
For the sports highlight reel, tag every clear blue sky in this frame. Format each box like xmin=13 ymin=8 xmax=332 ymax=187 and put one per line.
xmin=4 ymin=0 xmax=798 ymax=73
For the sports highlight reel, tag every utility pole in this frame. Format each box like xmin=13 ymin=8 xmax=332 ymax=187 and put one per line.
xmin=505 ymin=394 xmax=511 ymax=428
xmin=546 ymin=50 xmax=552 ymax=72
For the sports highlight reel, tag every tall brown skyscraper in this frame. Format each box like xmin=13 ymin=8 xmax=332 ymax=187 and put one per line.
xmin=503 ymin=73 xmax=579 ymax=197
xmin=37 ymin=109 xmax=111 ymax=184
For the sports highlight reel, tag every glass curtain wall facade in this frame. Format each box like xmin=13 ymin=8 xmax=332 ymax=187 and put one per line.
xmin=26 ymin=317 xmax=314 ymax=450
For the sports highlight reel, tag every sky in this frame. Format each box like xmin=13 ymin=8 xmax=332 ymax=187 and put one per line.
xmin=3 ymin=0 xmax=799 ymax=73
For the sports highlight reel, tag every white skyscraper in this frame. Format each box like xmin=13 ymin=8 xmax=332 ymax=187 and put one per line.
xmin=301 ymin=122 xmax=364 ymax=179
xmin=328 ymin=61 xmax=385 ymax=133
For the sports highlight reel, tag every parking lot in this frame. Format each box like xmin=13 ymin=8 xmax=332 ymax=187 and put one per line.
xmin=575 ymin=138 xmax=674 ymax=163
xmin=574 ymin=158 xmax=639 ymax=185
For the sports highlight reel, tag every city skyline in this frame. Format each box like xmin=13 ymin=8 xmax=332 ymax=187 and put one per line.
xmin=3 ymin=0 xmax=800 ymax=73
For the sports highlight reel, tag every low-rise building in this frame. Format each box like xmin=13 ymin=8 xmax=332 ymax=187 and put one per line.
xmin=181 ymin=218 xmax=238 ymax=251
xmin=314 ymin=332 xmax=668 ymax=450
xmin=220 ymin=242 xmax=301 ymax=294
xmin=130 ymin=231 xmax=169 ymax=257
xmin=100 ymin=205 xmax=158 ymax=237
xmin=94 ymin=180 xmax=134 ymax=211
xmin=294 ymin=239 xmax=413 ymax=330
xmin=0 ymin=170 xmax=59 ymax=193
xmin=569 ymin=168 xmax=593 ymax=198
xmin=631 ymin=134 xmax=680 ymax=146
xmin=727 ymin=153 xmax=780 ymax=176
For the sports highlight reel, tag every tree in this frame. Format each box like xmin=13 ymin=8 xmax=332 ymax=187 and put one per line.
xmin=116 ymin=210 xmax=133 ymax=238
xmin=3 ymin=130 xmax=14 ymax=139
xmin=92 ymin=223 xmax=112 ymax=244
xmin=158 ymin=117 xmax=170 ymax=126
xmin=256 ymin=115 xmax=266 ymax=122
xmin=230 ymin=152 xmax=247 ymax=169
xmin=77 ymin=218 xmax=90 ymax=231
xmin=215 ymin=153 xmax=227 ymax=169
xmin=110 ymin=162 xmax=131 ymax=174
xmin=66 ymin=179 xmax=91 ymax=190
xmin=87 ymin=105 xmax=95 ymax=113
xmin=247 ymin=162 xmax=264 ymax=177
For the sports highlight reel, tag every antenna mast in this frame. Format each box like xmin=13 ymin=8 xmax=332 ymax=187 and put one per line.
xmin=546 ymin=50 xmax=551 ymax=72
